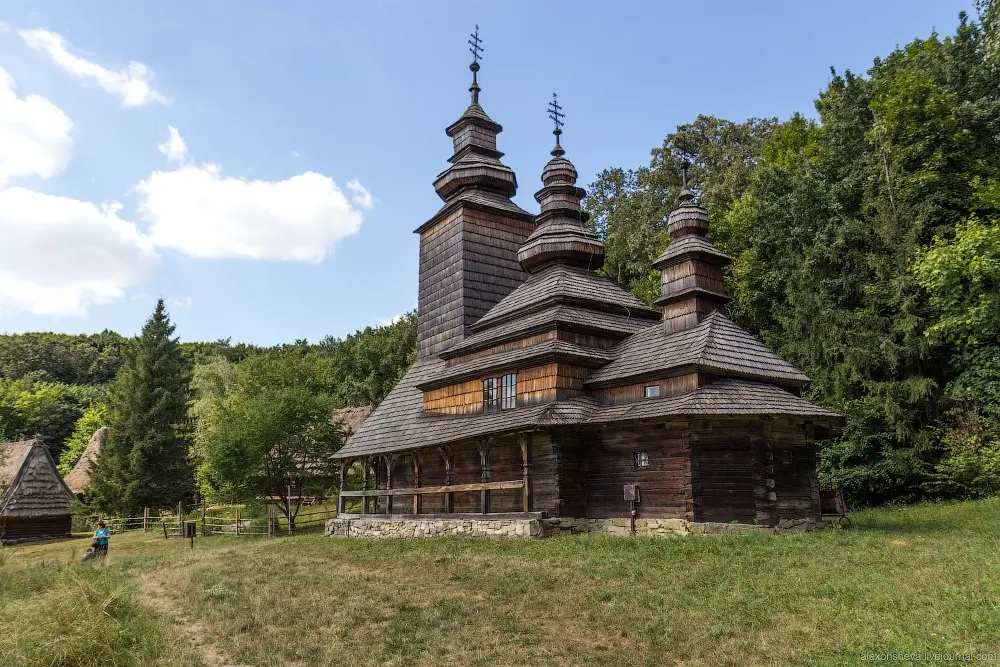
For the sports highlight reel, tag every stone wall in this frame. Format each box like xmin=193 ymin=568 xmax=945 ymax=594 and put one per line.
xmin=326 ymin=516 xmax=824 ymax=539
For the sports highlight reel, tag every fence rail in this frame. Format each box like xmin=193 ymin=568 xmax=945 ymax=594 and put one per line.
xmin=94 ymin=502 xmax=339 ymax=540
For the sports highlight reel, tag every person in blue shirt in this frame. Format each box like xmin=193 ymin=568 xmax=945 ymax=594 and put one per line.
xmin=93 ymin=521 xmax=110 ymax=557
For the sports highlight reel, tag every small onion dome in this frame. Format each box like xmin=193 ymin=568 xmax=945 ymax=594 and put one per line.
xmin=667 ymin=187 xmax=710 ymax=238
xmin=518 ymin=150 xmax=604 ymax=273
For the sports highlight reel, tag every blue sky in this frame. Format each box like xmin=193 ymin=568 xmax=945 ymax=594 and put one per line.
xmin=0 ymin=0 xmax=975 ymax=344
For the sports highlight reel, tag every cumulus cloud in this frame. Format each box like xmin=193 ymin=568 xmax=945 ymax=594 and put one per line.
xmin=157 ymin=125 xmax=187 ymax=163
xmin=137 ymin=160 xmax=366 ymax=262
xmin=19 ymin=29 xmax=167 ymax=107
xmin=0 ymin=187 xmax=158 ymax=315
xmin=0 ymin=67 xmax=73 ymax=186
xmin=346 ymin=178 xmax=374 ymax=210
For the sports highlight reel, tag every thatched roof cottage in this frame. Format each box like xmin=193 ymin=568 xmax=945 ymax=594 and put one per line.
xmin=1 ymin=439 xmax=75 ymax=544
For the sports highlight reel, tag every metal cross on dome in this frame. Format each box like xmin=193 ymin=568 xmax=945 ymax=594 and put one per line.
xmin=468 ymin=25 xmax=483 ymax=64
xmin=548 ymin=92 xmax=565 ymax=132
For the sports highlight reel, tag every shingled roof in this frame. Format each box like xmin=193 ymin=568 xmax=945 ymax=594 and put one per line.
xmin=331 ymin=406 xmax=374 ymax=436
xmin=469 ymin=264 xmax=660 ymax=331
xmin=585 ymin=310 xmax=811 ymax=388
xmin=417 ymin=340 xmax=614 ymax=391
xmin=1 ymin=440 xmax=75 ymax=518
xmin=442 ymin=304 xmax=653 ymax=358
xmin=334 ymin=367 xmax=837 ymax=460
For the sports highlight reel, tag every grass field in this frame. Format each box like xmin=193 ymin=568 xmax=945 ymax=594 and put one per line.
xmin=2 ymin=500 xmax=999 ymax=667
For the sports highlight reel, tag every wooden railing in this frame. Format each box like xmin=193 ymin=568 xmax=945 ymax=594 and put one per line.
xmin=339 ymin=480 xmax=524 ymax=498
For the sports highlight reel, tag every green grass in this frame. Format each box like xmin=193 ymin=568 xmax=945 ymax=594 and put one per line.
xmin=4 ymin=499 xmax=1000 ymax=666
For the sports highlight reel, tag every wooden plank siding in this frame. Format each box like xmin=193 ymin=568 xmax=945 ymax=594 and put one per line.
xmin=416 ymin=205 xmax=534 ymax=359
xmin=594 ymin=373 xmax=701 ymax=405
xmin=423 ymin=363 xmax=589 ymax=414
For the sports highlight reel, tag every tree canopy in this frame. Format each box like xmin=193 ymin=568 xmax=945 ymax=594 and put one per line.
xmin=586 ymin=7 xmax=1000 ymax=505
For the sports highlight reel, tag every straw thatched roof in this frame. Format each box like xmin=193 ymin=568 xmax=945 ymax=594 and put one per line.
xmin=331 ymin=406 xmax=373 ymax=436
xmin=1 ymin=439 xmax=74 ymax=518
xmin=64 ymin=427 xmax=106 ymax=496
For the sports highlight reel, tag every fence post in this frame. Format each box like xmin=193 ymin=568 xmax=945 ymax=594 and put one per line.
xmin=201 ymin=504 xmax=207 ymax=537
xmin=177 ymin=501 xmax=183 ymax=527
xmin=286 ymin=485 xmax=292 ymax=535
xmin=267 ymin=505 xmax=273 ymax=537
xmin=235 ymin=508 xmax=241 ymax=536
xmin=143 ymin=507 xmax=149 ymax=532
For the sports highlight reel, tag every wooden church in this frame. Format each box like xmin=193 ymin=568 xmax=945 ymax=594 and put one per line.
xmin=333 ymin=36 xmax=840 ymax=532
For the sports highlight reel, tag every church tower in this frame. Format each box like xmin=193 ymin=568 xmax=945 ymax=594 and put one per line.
xmin=414 ymin=28 xmax=535 ymax=358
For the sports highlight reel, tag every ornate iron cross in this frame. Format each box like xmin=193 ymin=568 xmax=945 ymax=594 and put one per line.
xmin=548 ymin=92 xmax=565 ymax=131
xmin=468 ymin=25 xmax=483 ymax=64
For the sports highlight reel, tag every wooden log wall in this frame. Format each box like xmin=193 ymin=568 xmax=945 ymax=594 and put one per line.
xmin=765 ymin=419 xmax=822 ymax=521
xmin=688 ymin=417 xmax=821 ymax=525
xmin=0 ymin=515 xmax=72 ymax=543
xmin=689 ymin=418 xmax=758 ymax=523
xmin=585 ymin=421 xmax=693 ymax=519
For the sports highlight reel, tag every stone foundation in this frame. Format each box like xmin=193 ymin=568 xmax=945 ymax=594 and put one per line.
xmin=325 ymin=516 xmax=824 ymax=539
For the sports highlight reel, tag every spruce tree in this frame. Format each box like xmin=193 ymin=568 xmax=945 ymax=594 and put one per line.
xmin=89 ymin=300 xmax=193 ymax=514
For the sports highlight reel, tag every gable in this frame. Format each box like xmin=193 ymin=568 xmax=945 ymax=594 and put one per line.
xmin=1 ymin=442 xmax=74 ymax=517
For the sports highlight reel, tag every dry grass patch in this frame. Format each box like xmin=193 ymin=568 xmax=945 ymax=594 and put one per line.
xmin=4 ymin=499 xmax=1000 ymax=666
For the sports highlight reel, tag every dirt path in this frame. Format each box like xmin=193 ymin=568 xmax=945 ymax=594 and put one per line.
xmin=138 ymin=575 xmax=248 ymax=667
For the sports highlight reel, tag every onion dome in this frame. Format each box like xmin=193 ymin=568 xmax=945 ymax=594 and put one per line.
xmin=518 ymin=94 xmax=605 ymax=273
xmin=433 ymin=42 xmax=517 ymax=202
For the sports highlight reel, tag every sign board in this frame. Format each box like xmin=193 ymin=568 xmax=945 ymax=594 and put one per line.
xmin=623 ymin=484 xmax=640 ymax=503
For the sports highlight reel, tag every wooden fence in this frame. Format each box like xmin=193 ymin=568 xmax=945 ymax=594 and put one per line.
xmin=96 ymin=502 xmax=338 ymax=539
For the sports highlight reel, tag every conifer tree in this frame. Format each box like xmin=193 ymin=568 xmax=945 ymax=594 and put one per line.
xmin=89 ymin=300 xmax=193 ymax=514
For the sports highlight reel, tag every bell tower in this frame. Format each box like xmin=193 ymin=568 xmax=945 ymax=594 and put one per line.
xmin=415 ymin=27 xmax=534 ymax=357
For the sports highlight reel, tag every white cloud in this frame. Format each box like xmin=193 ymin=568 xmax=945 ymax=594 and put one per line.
xmin=0 ymin=21 xmax=11 ymax=34
xmin=19 ymin=29 xmax=167 ymax=107
xmin=0 ymin=67 xmax=73 ymax=186
xmin=137 ymin=161 xmax=366 ymax=262
xmin=170 ymin=296 xmax=193 ymax=309
xmin=157 ymin=125 xmax=187 ymax=163
xmin=0 ymin=187 xmax=158 ymax=316
xmin=377 ymin=313 xmax=406 ymax=326
xmin=346 ymin=178 xmax=374 ymax=210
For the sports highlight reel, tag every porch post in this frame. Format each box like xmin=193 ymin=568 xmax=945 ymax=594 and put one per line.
xmin=412 ymin=452 xmax=422 ymax=515
xmin=518 ymin=432 xmax=533 ymax=514
xmin=362 ymin=457 xmax=371 ymax=515
xmin=477 ymin=438 xmax=494 ymax=515
xmin=338 ymin=460 xmax=350 ymax=515
xmin=385 ymin=455 xmax=397 ymax=515
xmin=438 ymin=446 xmax=454 ymax=514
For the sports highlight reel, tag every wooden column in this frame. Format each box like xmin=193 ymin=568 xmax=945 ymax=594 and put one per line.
xmin=338 ymin=460 xmax=350 ymax=515
xmin=438 ymin=446 xmax=454 ymax=513
xmin=385 ymin=455 xmax=398 ymax=515
xmin=518 ymin=433 xmax=533 ymax=514
xmin=361 ymin=457 xmax=371 ymax=515
xmin=477 ymin=438 xmax=494 ymax=515
xmin=412 ymin=452 xmax=423 ymax=515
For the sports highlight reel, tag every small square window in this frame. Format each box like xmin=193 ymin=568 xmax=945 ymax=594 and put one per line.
xmin=634 ymin=451 xmax=649 ymax=469
xmin=644 ymin=385 xmax=660 ymax=398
